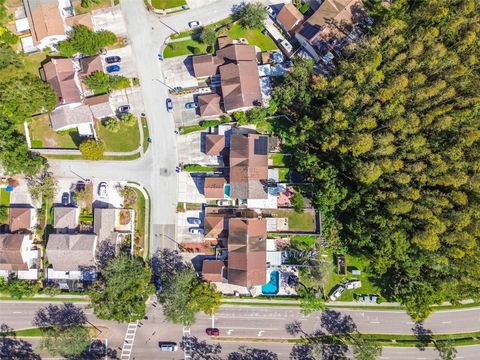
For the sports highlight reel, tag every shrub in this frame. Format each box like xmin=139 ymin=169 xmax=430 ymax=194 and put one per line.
xmin=232 ymin=111 xmax=248 ymax=124
xmin=79 ymin=139 xmax=105 ymax=160
xmin=102 ymin=117 xmax=120 ymax=132
xmin=84 ymin=71 xmax=130 ymax=94
xmin=199 ymin=26 xmax=217 ymax=46
xmin=120 ymin=112 xmax=137 ymax=127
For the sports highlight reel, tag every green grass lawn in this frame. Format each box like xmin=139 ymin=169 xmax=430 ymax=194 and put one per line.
xmin=132 ymin=188 xmax=146 ymax=256
xmin=291 ymin=235 xmax=318 ymax=250
xmin=0 ymin=188 xmax=10 ymax=223
xmin=227 ymin=23 xmax=277 ymax=51
xmin=29 ymin=115 xmax=79 ymax=149
xmin=151 ymin=0 xmax=186 ymax=9
xmin=73 ymin=0 xmax=111 ymax=15
xmin=323 ymin=250 xmax=385 ymax=302
xmin=183 ymin=164 xmax=216 ymax=172
xmin=278 ymin=168 xmax=289 ymax=182
xmin=270 ymin=153 xmax=287 ymax=166
xmin=95 ymin=121 xmax=140 ymax=152
xmin=271 ymin=209 xmax=316 ymax=232
xmin=141 ymin=117 xmax=150 ymax=152
xmin=163 ymin=39 xmax=208 ymax=58
xmin=22 ymin=52 xmax=48 ymax=77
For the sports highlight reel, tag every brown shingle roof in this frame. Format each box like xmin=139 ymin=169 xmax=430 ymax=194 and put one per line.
xmin=43 ymin=58 xmax=81 ymax=106
xmin=204 ymin=215 xmax=228 ymax=239
xmin=199 ymin=94 xmax=222 ymax=117
xmin=229 ymin=133 xmax=269 ymax=199
xmin=192 ymin=54 xmax=219 ymax=78
xmin=217 ymin=35 xmax=233 ymax=49
xmin=205 ymin=134 xmax=226 ymax=156
xmin=25 ymin=0 xmax=65 ymax=45
xmin=220 ymin=61 xmax=262 ymax=112
xmin=78 ymin=56 xmax=103 ymax=78
xmin=65 ymin=13 xmax=93 ymax=29
xmin=47 ymin=234 xmax=97 ymax=271
xmin=84 ymin=94 xmax=114 ymax=119
xmin=227 ymin=218 xmax=267 ymax=287
xmin=204 ymin=177 xmax=227 ymax=199
xmin=202 ymin=259 xmax=225 ymax=282
xmin=0 ymin=234 xmax=28 ymax=271
xmin=9 ymin=208 xmax=33 ymax=233
xmin=277 ymin=3 xmax=304 ymax=32
xmin=93 ymin=208 xmax=117 ymax=243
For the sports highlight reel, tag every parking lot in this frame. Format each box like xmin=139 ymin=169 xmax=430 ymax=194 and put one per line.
xmin=177 ymin=132 xmax=223 ymax=166
xmin=177 ymin=209 xmax=204 ymax=243
xmin=92 ymin=6 xmax=127 ymax=36
xmin=172 ymin=93 xmax=200 ymax=127
xmin=162 ymin=56 xmax=198 ymax=89
xmin=102 ymin=45 xmax=138 ymax=78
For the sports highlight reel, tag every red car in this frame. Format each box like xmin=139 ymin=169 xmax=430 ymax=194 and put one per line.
xmin=206 ymin=328 xmax=219 ymax=336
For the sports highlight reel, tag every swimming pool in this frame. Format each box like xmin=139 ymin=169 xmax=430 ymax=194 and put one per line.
xmin=224 ymin=184 xmax=231 ymax=199
xmin=261 ymin=270 xmax=280 ymax=295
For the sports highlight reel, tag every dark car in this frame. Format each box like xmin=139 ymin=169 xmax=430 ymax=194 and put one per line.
xmin=61 ymin=192 xmax=69 ymax=206
xmin=105 ymin=56 xmax=121 ymax=64
xmin=206 ymin=328 xmax=219 ymax=337
xmin=117 ymin=105 xmax=130 ymax=114
xmin=166 ymin=98 xmax=173 ymax=112
xmin=106 ymin=65 xmax=120 ymax=73
xmin=185 ymin=102 xmax=198 ymax=109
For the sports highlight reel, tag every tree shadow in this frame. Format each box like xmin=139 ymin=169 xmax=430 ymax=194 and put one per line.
xmin=285 ymin=320 xmax=304 ymax=336
xmin=96 ymin=240 xmax=117 ymax=269
xmin=320 ymin=309 xmax=357 ymax=334
xmin=67 ymin=340 xmax=118 ymax=360
xmin=412 ymin=321 xmax=433 ymax=351
xmin=180 ymin=336 xmax=222 ymax=360
xmin=33 ymin=303 xmax=86 ymax=328
xmin=290 ymin=344 xmax=314 ymax=360
xmin=227 ymin=345 xmax=278 ymax=360
xmin=150 ymin=249 xmax=186 ymax=292
xmin=0 ymin=323 xmax=40 ymax=360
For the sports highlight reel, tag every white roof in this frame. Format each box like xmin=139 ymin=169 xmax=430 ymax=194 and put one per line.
xmin=17 ymin=269 xmax=38 ymax=280
xmin=77 ymin=122 xmax=94 ymax=136
xmin=268 ymin=168 xmax=279 ymax=182
xmin=266 ymin=238 xmax=277 ymax=251
xmin=15 ymin=18 xmax=30 ymax=32
xmin=21 ymin=36 xmax=37 ymax=53
xmin=247 ymin=187 xmax=278 ymax=209
xmin=267 ymin=251 xmax=282 ymax=266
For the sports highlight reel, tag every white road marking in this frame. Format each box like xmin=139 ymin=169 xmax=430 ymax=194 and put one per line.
xmin=258 ymin=330 xmax=264 ymax=336
xmin=219 ymin=326 xmax=280 ymax=330
xmin=227 ymin=329 xmax=233 ymax=335
xmin=12 ymin=311 xmax=22 ymax=314
xmin=370 ymin=321 xmax=381 ymax=324
xmin=442 ymin=321 xmax=452 ymax=324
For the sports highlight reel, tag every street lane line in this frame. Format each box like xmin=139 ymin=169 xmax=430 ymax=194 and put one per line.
xmin=442 ymin=321 xmax=452 ymax=324
xmin=370 ymin=321 xmax=381 ymax=324
xmin=219 ymin=326 xmax=281 ymax=330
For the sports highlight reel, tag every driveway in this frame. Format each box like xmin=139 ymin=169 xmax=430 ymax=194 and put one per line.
xmin=162 ymin=56 xmax=198 ymax=89
xmin=172 ymin=93 xmax=200 ymax=127
xmin=102 ymin=45 xmax=137 ymax=78
xmin=177 ymin=132 xmax=223 ymax=165
xmin=110 ymin=87 xmax=145 ymax=117
xmin=176 ymin=209 xmax=204 ymax=243
xmin=177 ymin=173 xmax=205 ymax=203
xmin=92 ymin=5 xmax=127 ymax=36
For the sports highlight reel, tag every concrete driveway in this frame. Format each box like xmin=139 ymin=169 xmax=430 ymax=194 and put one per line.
xmin=178 ymin=173 xmax=205 ymax=203
xmin=162 ymin=56 xmax=198 ymax=89
xmin=102 ymin=45 xmax=137 ymax=78
xmin=172 ymin=93 xmax=200 ymax=127
xmin=177 ymin=132 xmax=223 ymax=165
xmin=92 ymin=5 xmax=127 ymax=36
xmin=110 ymin=87 xmax=145 ymax=117
xmin=176 ymin=209 xmax=204 ymax=243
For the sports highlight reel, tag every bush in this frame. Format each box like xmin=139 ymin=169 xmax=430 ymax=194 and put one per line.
xmin=292 ymin=192 xmax=305 ymax=213
xmin=102 ymin=117 xmax=120 ymax=132
xmin=79 ymin=139 xmax=105 ymax=160
xmin=6 ymin=279 xmax=39 ymax=299
xmin=120 ymin=112 xmax=137 ymax=127
xmin=299 ymin=3 xmax=310 ymax=14
xmin=232 ymin=111 xmax=248 ymax=124
xmin=199 ymin=26 xmax=217 ymax=46
xmin=84 ymin=71 xmax=130 ymax=94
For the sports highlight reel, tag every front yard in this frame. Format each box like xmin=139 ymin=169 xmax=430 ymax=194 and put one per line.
xmin=29 ymin=115 xmax=79 ymax=149
xmin=73 ymin=0 xmax=112 ymax=15
xmin=164 ymin=39 xmax=209 ymax=58
xmin=227 ymin=23 xmax=277 ymax=51
xmin=95 ymin=121 xmax=140 ymax=152
xmin=151 ymin=0 xmax=186 ymax=9
xmin=270 ymin=209 xmax=316 ymax=232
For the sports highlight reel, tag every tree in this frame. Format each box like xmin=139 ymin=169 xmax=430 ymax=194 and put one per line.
xmin=26 ymin=172 xmax=57 ymax=203
xmin=0 ymin=130 xmax=46 ymax=176
xmin=42 ymin=285 xmax=61 ymax=297
xmin=79 ymin=139 xmax=105 ymax=160
xmin=233 ymin=2 xmax=267 ymax=29
xmin=292 ymin=192 xmax=305 ymax=213
xmin=41 ymin=325 xmax=90 ymax=357
xmin=272 ymin=0 xmax=480 ymax=318
xmin=159 ymin=267 xmax=221 ymax=326
xmin=120 ymin=112 xmax=137 ymax=127
xmin=199 ymin=26 xmax=217 ymax=47
xmin=84 ymin=71 xmax=130 ymax=94
xmin=434 ymin=339 xmax=457 ymax=360
xmin=350 ymin=334 xmax=382 ymax=360
xmin=102 ymin=117 xmax=120 ymax=132
xmin=56 ymin=25 xmax=116 ymax=57
xmin=0 ymin=44 xmax=21 ymax=69
xmin=89 ymin=255 xmax=153 ymax=322
xmin=228 ymin=345 xmax=278 ymax=360
xmin=6 ymin=279 xmax=39 ymax=299
xmin=299 ymin=290 xmax=324 ymax=315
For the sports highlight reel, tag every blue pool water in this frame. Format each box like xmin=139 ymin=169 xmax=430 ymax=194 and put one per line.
xmin=262 ymin=270 xmax=280 ymax=295
xmin=224 ymin=184 xmax=231 ymax=198
xmin=5 ymin=185 xmax=13 ymax=192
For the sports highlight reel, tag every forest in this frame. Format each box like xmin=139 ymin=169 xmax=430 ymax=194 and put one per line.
xmin=273 ymin=0 xmax=480 ymax=319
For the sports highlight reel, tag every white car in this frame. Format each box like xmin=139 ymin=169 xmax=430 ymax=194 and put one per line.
xmin=189 ymin=228 xmax=204 ymax=234
xmin=97 ymin=182 xmax=108 ymax=198
xmin=188 ymin=20 xmax=202 ymax=28
xmin=329 ymin=285 xmax=345 ymax=301
xmin=216 ymin=200 xmax=230 ymax=206
xmin=345 ymin=280 xmax=362 ymax=289
xmin=160 ymin=343 xmax=178 ymax=352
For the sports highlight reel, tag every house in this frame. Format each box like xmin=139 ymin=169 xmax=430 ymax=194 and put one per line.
xmin=205 ymin=134 xmax=226 ymax=157
xmin=49 ymin=104 xmax=95 ymax=136
xmin=42 ymin=58 xmax=82 ymax=106
xmin=202 ymin=259 xmax=225 ymax=282
xmin=53 ymin=206 xmax=79 ymax=234
xmin=93 ymin=208 xmax=135 ymax=246
xmin=192 ymin=42 xmax=263 ymax=115
xmin=46 ymin=234 xmax=98 ymax=281
xmin=227 ymin=218 xmax=267 ymax=287
xmin=77 ymin=56 xmax=103 ymax=96
xmin=295 ymin=0 xmax=369 ymax=62
xmin=204 ymin=214 xmax=228 ymax=240
xmin=83 ymin=94 xmax=115 ymax=120
xmin=0 ymin=234 xmax=39 ymax=280
xmin=9 ymin=207 xmax=35 ymax=233
xmin=65 ymin=13 xmax=93 ymax=30
xmin=204 ymin=177 xmax=228 ymax=199
xmin=22 ymin=0 xmax=67 ymax=51
xmin=276 ymin=3 xmax=304 ymax=33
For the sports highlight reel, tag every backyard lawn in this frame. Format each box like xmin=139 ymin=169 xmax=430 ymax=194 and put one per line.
xmin=0 ymin=188 xmax=10 ymax=223
xmin=151 ymin=0 xmax=186 ymax=9
xmin=73 ymin=0 xmax=111 ymax=15
xmin=271 ymin=209 xmax=316 ymax=232
xmin=270 ymin=153 xmax=287 ymax=166
xmin=29 ymin=115 xmax=79 ymax=149
xmin=163 ymin=39 xmax=208 ymax=58
xmin=22 ymin=52 xmax=48 ymax=77
xmin=95 ymin=121 xmax=140 ymax=152
xmin=278 ymin=168 xmax=289 ymax=182
xmin=227 ymin=23 xmax=277 ymax=51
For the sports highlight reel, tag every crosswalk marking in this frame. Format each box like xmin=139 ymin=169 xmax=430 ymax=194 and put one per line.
xmin=120 ymin=321 xmax=139 ymax=360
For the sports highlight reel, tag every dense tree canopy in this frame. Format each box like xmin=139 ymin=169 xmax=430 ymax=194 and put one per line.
xmin=56 ymin=25 xmax=117 ymax=57
xmin=84 ymin=70 xmax=130 ymax=94
xmin=89 ymin=255 xmax=154 ymax=323
xmin=273 ymin=0 xmax=480 ymax=319
xmin=232 ymin=1 xmax=267 ymax=29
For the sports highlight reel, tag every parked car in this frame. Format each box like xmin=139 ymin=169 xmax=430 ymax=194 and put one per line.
xmin=216 ymin=200 xmax=230 ymax=206
xmin=329 ymin=285 xmax=345 ymax=301
xmin=61 ymin=192 xmax=69 ymax=206
xmin=189 ymin=228 xmax=204 ymax=235
xmin=106 ymin=65 xmax=120 ymax=73
xmin=105 ymin=56 xmax=121 ymax=64
xmin=117 ymin=105 xmax=130 ymax=114
xmin=98 ymin=182 xmax=108 ymax=198
xmin=188 ymin=20 xmax=202 ymax=28
xmin=206 ymin=328 xmax=219 ymax=337
xmin=187 ymin=218 xmax=201 ymax=225
xmin=166 ymin=98 xmax=173 ymax=112
xmin=159 ymin=342 xmax=178 ymax=352
xmin=266 ymin=5 xmax=276 ymax=18
xmin=185 ymin=102 xmax=198 ymax=109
